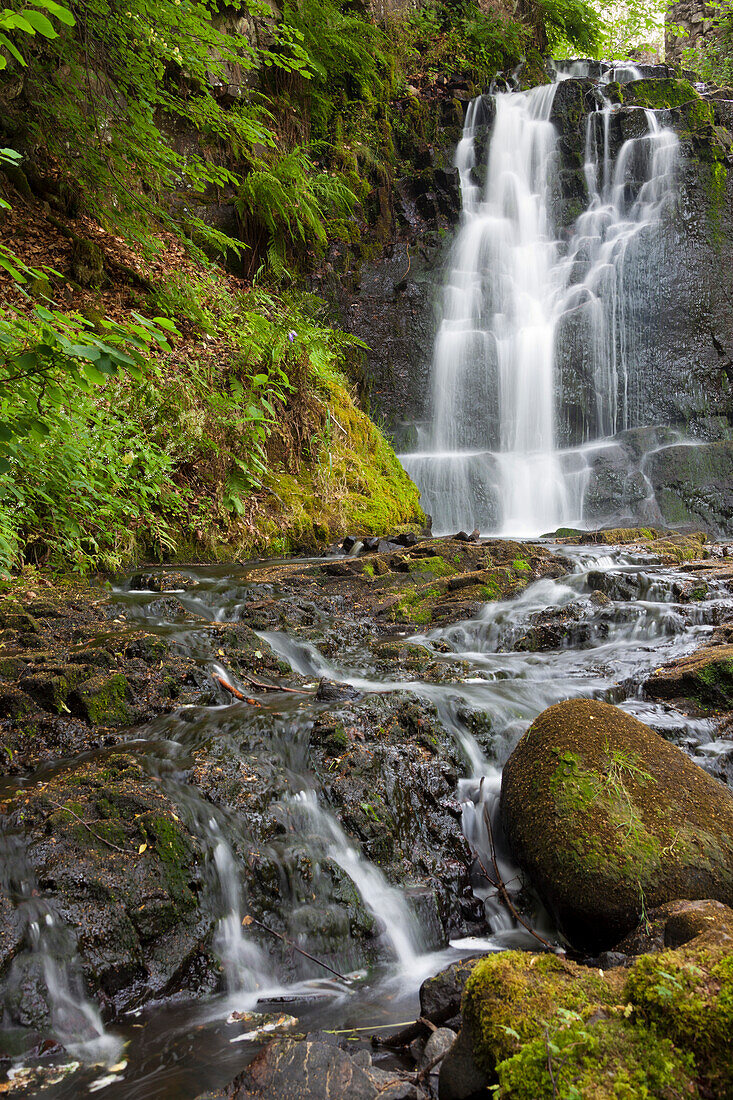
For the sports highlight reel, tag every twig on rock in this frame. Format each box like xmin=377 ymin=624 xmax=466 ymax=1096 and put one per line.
xmin=212 ymin=673 xmax=262 ymax=705
xmin=479 ymin=800 xmax=555 ymax=952
xmin=243 ymin=914 xmax=351 ymax=983
xmin=240 ymin=672 xmax=312 ymax=696
xmin=47 ymin=800 xmax=136 ymax=854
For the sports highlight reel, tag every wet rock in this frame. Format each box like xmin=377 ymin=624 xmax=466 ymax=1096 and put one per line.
xmin=645 ymin=644 xmax=733 ymax=711
xmin=419 ymin=1027 xmax=456 ymax=1070
xmin=616 ymin=899 xmax=733 ymax=955
xmin=393 ymin=532 xmax=419 ymax=547
xmin=419 ymin=957 xmax=482 ymax=1025
xmin=70 ymin=672 xmax=132 ymax=726
xmin=314 ymin=678 xmax=361 ymax=702
xmin=218 ymin=1037 xmax=427 ymax=1099
xmin=500 ymin=698 xmax=733 ymax=950
xmin=1 ymin=753 xmax=218 ymax=1024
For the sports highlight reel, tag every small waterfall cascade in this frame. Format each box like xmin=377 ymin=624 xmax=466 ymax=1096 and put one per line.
xmin=0 ymin=830 xmax=123 ymax=1067
xmin=210 ymin=822 xmax=272 ymax=995
xmin=290 ymin=790 xmax=424 ymax=969
xmin=401 ymin=69 xmax=680 ymax=536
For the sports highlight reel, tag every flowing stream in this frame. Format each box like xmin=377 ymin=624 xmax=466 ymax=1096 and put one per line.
xmin=1 ymin=59 xmax=729 ymax=1100
xmin=3 ymin=542 xmax=731 ymax=1097
xmin=401 ymin=69 xmax=680 ymax=535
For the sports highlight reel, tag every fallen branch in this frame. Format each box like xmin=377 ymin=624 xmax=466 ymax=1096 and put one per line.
xmin=479 ymin=801 xmax=555 ymax=952
xmin=47 ymin=800 xmax=136 ymax=854
xmin=240 ymin=672 xmax=312 ymax=696
xmin=212 ymin=673 xmax=262 ymax=706
xmin=243 ymin=914 xmax=351 ymax=983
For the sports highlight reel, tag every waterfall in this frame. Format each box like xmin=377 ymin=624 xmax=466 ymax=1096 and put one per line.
xmin=290 ymin=791 xmax=424 ymax=969
xmin=401 ymin=73 xmax=679 ymax=536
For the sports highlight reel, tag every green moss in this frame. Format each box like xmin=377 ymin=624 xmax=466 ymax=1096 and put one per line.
xmin=624 ymin=78 xmax=700 ymax=111
xmin=406 ymin=555 xmax=454 ymax=577
xmin=462 ymin=952 xmax=621 ymax=1076
xmin=497 ymin=1017 xmax=697 ymax=1099
xmin=73 ymin=673 xmax=130 ymax=726
xmin=512 ymin=558 xmax=530 ymax=573
xmin=626 ymin=938 xmax=733 ymax=1094
xmin=480 ymin=580 xmax=500 ymax=600
xmin=139 ymin=813 xmax=196 ymax=910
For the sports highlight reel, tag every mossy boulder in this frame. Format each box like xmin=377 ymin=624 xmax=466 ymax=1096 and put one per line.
xmin=645 ymin=645 xmax=733 ymax=712
xmin=500 ymin=699 xmax=733 ymax=950
xmin=440 ymin=933 xmax=733 ymax=1098
xmin=71 ymin=672 xmax=131 ymax=725
xmin=626 ymin=930 xmax=733 ymax=1096
xmin=439 ymin=951 xmax=625 ymax=1099
xmin=623 ymin=77 xmax=701 ymax=111
xmin=496 ymin=1018 xmax=698 ymax=1099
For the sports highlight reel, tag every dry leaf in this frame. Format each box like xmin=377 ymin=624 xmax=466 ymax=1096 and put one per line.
xmin=138 ymin=843 xmax=147 ymax=855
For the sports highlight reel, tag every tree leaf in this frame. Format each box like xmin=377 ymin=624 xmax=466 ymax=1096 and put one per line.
xmin=19 ymin=9 xmax=58 ymax=37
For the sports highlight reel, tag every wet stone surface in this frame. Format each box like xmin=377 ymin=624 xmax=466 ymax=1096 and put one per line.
xmin=1 ymin=530 xmax=733 ymax=1097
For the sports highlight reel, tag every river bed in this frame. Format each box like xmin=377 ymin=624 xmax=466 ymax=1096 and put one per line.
xmin=3 ymin=536 xmax=731 ymax=1097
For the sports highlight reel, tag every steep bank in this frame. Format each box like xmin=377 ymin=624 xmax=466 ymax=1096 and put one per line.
xmin=0 ymin=0 xmax=602 ymax=574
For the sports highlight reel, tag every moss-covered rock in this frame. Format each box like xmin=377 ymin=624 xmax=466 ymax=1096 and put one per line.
xmin=71 ymin=671 xmax=131 ymax=725
xmin=440 ymin=933 xmax=733 ymax=1098
xmin=500 ymin=699 xmax=733 ymax=950
xmin=645 ymin=644 xmax=733 ymax=712
xmin=497 ymin=1018 xmax=698 ymax=1099
xmin=623 ymin=77 xmax=701 ymax=111
xmin=626 ymin=931 xmax=733 ymax=1096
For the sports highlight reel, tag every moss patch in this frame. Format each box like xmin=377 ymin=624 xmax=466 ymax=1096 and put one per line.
xmin=462 ymin=951 xmax=624 ymax=1076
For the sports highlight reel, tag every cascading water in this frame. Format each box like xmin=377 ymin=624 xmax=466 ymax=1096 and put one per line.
xmin=401 ymin=72 xmax=680 ymax=536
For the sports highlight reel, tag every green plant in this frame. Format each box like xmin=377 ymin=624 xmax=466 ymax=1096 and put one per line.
xmin=236 ymin=147 xmax=358 ymax=277
xmin=678 ymin=1 xmax=733 ymax=85
xmin=281 ymin=0 xmax=387 ymax=139
xmin=5 ymin=0 xmax=311 ymax=256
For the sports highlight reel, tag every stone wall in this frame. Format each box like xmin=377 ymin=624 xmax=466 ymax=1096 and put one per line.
xmin=666 ymin=1 xmax=717 ymax=64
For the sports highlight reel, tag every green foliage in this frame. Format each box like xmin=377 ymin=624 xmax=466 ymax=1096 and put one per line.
xmin=4 ymin=0 xmax=310 ymax=255
xmin=282 ymin=0 xmax=387 ymax=139
xmin=536 ymin=0 xmax=600 ymax=55
xmin=593 ymin=0 xmax=666 ymax=59
xmin=236 ymin=147 xmax=358 ymax=276
xmin=0 ymin=0 xmax=74 ymax=70
xmin=678 ymin=1 xmax=733 ymax=85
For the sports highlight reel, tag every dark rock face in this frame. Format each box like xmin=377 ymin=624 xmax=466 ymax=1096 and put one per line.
xmin=1 ymin=754 xmax=219 ymax=1029
xmin=216 ymin=1038 xmax=426 ymax=1099
xmin=320 ymin=96 xmax=464 ymax=442
xmin=500 ymin=697 xmax=733 ymax=950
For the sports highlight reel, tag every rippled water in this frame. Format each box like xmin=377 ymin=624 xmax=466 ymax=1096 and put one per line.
xmin=5 ymin=539 xmax=730 ymax=1098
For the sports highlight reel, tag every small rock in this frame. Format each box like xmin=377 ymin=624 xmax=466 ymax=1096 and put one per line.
xmin=315 ymin=678 xmax=361 ymax=702
xmin=342 ymin=535 xmax=359 ymax=552
xmin=361 ymin=537 xmax=381 ymax=553
xmin=617 ymin=899 xmax=733 ymax=955
xmin=393 ymin=532 xmax=418 ymax=547
xmin=419 ymin=1027 xmax=455 ymax=1070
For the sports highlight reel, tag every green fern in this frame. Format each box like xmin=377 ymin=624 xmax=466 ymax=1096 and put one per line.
xmin=236 ymin=147 xmax=358 ymax=274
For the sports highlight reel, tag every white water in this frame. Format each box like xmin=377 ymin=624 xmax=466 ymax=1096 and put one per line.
xmin=290 ymin=790 xmax=424 ymax=970
xmin=402 ymin=74 xmax=679 ymax=536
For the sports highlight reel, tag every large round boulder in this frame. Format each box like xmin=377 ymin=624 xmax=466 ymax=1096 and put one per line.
xmin=500 ymin=698 xmax=733 ymax=949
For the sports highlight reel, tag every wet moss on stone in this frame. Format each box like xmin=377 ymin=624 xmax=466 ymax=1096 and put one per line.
xmin=461 ymin=951 xmax=623 ymax=1076
xmin=497 ymin=1017 xmax=698 ymax=1099
xmin=625 ymin=934 xmax=733 ymax=1095
xmin=500 ymin=699 xmax=733 ymax=949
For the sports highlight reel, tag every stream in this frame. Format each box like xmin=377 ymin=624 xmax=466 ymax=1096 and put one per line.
xmin=5 ymin=538 xmax=731 ymax=1097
